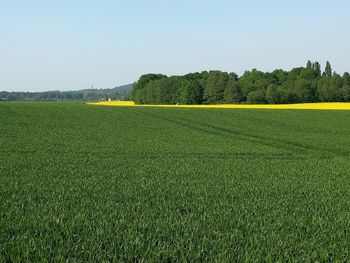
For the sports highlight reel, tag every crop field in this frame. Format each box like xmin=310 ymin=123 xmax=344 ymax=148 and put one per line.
xmin=89 ymin=101 xmax=350 ymax=110
xmin=1 ymin=102 xmax=350 ymax=261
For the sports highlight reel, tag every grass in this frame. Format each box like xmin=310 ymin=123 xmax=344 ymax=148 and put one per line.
xmin=1 ymin=101 xmax=350 ymax=261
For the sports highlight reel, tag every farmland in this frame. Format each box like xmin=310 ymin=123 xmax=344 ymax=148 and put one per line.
xmin=1 ymin=102 xmax=350 ymax=261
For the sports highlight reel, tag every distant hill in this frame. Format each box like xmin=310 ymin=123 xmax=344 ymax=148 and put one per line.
xmin=0 ymin=83 xmax=134 ymax=101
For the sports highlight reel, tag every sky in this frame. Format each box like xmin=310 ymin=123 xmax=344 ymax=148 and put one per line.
xmin=1 ymin=0 xmax=350 ymax=92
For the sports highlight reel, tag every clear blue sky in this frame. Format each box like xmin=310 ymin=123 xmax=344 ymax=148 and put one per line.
xmin=1 ymin=0 xmax=350 ymax=92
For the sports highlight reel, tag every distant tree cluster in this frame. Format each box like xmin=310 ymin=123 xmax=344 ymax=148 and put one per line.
xmin=132 ymin=61 xmax=350 ymax=104
xmin=0 ymin=84 xmax=133 ymax=101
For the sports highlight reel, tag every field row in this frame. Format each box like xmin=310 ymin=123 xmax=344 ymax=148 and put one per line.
xmin=1 ymin=102 xmax=350 ymax=261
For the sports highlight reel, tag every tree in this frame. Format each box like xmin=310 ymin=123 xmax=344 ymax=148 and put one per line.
xmin=223 ymin=79 xmax=242 ymax=103
xmin=317 ymin=76 xmax=342 ymax=102
xmin=306 ymin=60 xmax=312 ymax=69
xmin=239 ymin=69 xmax=272 ymax=99
xmin=247 ymin=90 xmax=266 ymax=104
xmin=323 ymin=61 xmax=332 ymax=77
xmin=228 ymin=72 xmax=239 ymax=81
xmin=266 ymin=84 xmax=279 ymax=103
xmin=132 ymin=74 xmax=167 ymax=103
xmin=343 ymin=72 xmax=350 ymax=87
xmin=277 ymin=85 xmax=298 ymax=104
xmin=178 ymin=80 xmax=203 ymax=104
xmin=6 ymin=93 xmax=17 ymax=101
xmin=272 ymin=69 xmax=288 ymax=85
xmin=343 ymin=86 xmax=350 ymax=101
xmin=203 ymin=71 xmax=228 ymax=104
xmin=294 ymin=79 xmax=316 ymax=102
xmin=83 ymin=91 xmax=96 ymax=101
xmin=313 ymin=62 xmax=321 ymax=77
xmin=130 ymin=62 xmax=348 ymax=105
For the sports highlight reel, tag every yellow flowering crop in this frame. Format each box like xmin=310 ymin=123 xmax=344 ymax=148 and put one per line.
xmin=88 ymin=101 xmax=350 ymax=110
xmin=88 ymin=101 xmax=136 ymax=106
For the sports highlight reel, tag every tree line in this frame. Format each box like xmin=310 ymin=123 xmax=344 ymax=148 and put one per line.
xmin=0 ymin=84 xmax=133 ymax=101
xmin=132 ymin=61 xmax=350 ymax=104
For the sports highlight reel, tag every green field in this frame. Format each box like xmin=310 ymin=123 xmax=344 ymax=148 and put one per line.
xmin=1 ymin=102 xmax=350 ymax=261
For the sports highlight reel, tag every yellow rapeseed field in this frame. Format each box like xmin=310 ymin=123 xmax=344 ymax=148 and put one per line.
xmin=87 ymin=101 xmax=350 ymax=110
xmin=88 ymin=101 xmax=136 ymax=106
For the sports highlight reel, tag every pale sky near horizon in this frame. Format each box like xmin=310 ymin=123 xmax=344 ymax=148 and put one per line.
xmin=1 ymin=0 xmax=350 ymax=92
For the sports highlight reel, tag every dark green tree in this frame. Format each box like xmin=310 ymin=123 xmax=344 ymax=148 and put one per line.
xmin=132 ymin=74 xmax=167 ymax=103
xmin=343 ymin=72 xmax=350 ymax=87
xmin=178 ymin=80 xmax=203 ymax=104
xmin=223 ymin=79 xmax=242 ymax=103
xmin=294 ymin=79 xmax=316 ymax=102
xmin=266 ymin=84 xmax=279 ymax=103
xmin=323 ymin=61 xmax=332 ymax=77
xmin=317 ymin=76 xmax=342 ymax=102
xmin=131 ymin=62 xmax=349 ymax=105
xmin=313 ymin=62 xmax=321 ymax=77
xmin=203 ymin=71 xmax=228 ymax=104
xmin=306 ymin=60 xmax=312 ymax=69
xmin=247 ymin=90 xmax=266 ymax=104
xmin=343 ymin=86 xmax=350 ymax=101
